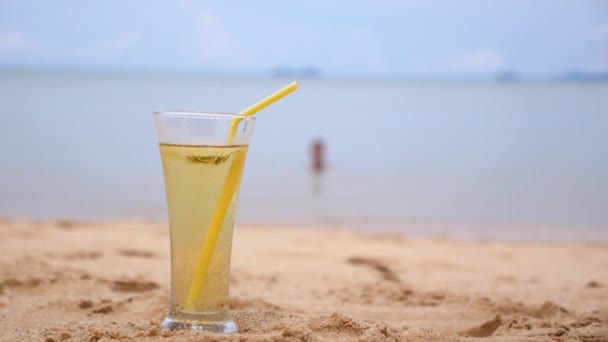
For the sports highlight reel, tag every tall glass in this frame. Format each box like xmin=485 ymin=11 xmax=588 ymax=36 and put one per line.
xmin=154 ymin=111 xmax=255 ymax=333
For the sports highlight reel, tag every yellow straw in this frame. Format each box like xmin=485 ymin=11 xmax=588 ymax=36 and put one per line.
xmin=185 ymin=81 xmax=299 ymax=310
xmin=227 ymin=81 xmax=299 ymax=140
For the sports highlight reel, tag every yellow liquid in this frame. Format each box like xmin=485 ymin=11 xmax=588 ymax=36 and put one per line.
xmin=159 ymin=143 xmax=248 ymax=323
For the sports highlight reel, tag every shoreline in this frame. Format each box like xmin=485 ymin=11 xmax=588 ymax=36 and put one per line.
xmin=2 ymin=216 xmax=607 ymax=243
xmin=0 ymin=218 xmax=607 ymax=341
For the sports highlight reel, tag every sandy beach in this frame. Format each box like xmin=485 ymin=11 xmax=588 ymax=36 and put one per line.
xmin=0 ymin=218 xmax=606 ymax=341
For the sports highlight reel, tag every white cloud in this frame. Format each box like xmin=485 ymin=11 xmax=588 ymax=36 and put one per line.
xmin=180 ymin=11 xmax=247 ymax=67
xmin=327 ymin=28 xmax=387 ymax=73
xmin=198 ymin=12 xmax=233 ymax=54
xmin=449 ymin=49 xmax=505 ymax=73
xmin=78 ymin=32 xmax=139 ymax=58
xmin=0 ymin=31 xmax=48 ymax=57
xmin=0 ymin=30 xmax=140 ymax=65
xmin=585 ymin=24 xmax=608 ymax=72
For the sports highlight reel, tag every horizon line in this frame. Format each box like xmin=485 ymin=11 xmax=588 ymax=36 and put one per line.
xmin=1 ymin=66 xmax=607 ymax=83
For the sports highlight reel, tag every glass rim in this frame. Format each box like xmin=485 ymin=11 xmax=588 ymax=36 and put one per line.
xmin=154 ymin=110 xmax=253 ymax=120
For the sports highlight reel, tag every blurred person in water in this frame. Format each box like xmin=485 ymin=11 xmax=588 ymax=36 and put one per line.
xmin=311 ymin=139 xmax=325 ymax=174
xmin=310 ymin=138 xmax=325 ymax=195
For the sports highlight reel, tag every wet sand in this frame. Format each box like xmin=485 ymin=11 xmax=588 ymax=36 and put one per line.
xmin=0 ymin=218 xmax=606 ymax=341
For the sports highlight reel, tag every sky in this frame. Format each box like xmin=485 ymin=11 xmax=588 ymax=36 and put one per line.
xmin=0 ymin=0 xmax=607 ymax=77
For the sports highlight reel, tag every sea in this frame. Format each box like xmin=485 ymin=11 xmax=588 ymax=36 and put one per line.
xmin=1 ymin=71 xmax=607 ymax=241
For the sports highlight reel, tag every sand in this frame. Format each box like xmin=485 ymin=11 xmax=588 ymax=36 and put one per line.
xmin=0 ymin=218 xmax=606 ymax=341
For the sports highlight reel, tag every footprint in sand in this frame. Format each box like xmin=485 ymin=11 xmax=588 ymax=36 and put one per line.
xmin=91 ymin=305 xmax=113 ymax=314
xmin=117 ymin=249 xmax=157 ymax=258
xmin=79 ymin=297 xmax=136 ymax=316
xmin=111 ymin=279 xmax=159 ymax=293
xmin=63 ymin=251 xmax=102 ymax=260
xmin=55 ymin=220 xmax=79 ymax=230
xmin=347 ymin=256 xmax=400 ymax=282
xmin=2 ymin=277 xmax=42 ymax=289
xmin=78 ymin=300 xmax=93 ymax=309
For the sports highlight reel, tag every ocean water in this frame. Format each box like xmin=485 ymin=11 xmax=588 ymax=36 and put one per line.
xmin=0 ymin=72 xmax=607 ymax=240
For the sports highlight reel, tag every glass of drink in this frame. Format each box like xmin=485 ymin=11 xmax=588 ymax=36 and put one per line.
xmin=154 ymin=110 xmax=255 ymax=333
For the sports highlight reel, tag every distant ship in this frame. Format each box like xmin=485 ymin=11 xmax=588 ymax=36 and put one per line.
xmin=561 ymin=71 xmax=608 ymax=81
xmin=495 ymin=71 xmax=520 ymax=82
xmin=272 ymin=66 xmax=321 ymax=78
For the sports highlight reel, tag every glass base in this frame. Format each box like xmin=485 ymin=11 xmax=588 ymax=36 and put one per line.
xmin=160 ymin=316 xmax=238 ymax=333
